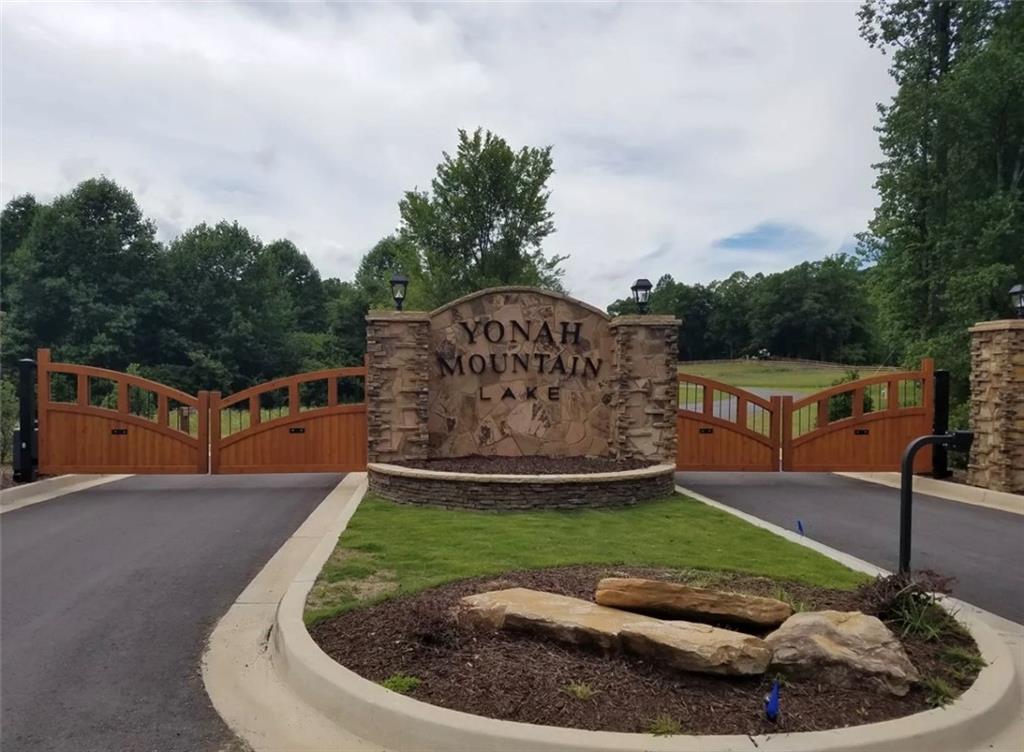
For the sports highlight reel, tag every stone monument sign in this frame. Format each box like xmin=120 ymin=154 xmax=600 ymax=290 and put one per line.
xmin=366 ymin=286 xmax=680 ymax=464
xmin=428 ymin=288 xmax=613 ymax=456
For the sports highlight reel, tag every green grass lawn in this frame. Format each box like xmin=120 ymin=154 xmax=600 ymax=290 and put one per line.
xmin=677 ymin=360 xmax=897 ymax=391
xmin=305 ymin=494 xmax=867 ymax=625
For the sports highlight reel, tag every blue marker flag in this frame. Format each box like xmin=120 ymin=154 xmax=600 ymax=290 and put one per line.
xmin=796 ymin=519 xmax=805 ymax=536
xmin=764 ymin=679 xmax=781 ymax=722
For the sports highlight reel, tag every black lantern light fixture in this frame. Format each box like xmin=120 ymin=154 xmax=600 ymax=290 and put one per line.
xmin=631 ymin=278 xmax=653 ymax=314
xmin=390 ymin=272 xmax=409 ymax=311
xmin=1011 ymin=283 xmax=1024 ymax=319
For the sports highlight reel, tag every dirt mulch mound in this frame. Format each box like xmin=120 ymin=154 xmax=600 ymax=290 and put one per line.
xmin=309 ymin=566 xmax=979 ymax=735
xmin=393 ymin=455 xmax=654 ymax=475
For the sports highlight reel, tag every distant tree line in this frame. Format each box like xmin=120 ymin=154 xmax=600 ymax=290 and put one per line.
xmin=0 ymin=129 xmax=566 ymax=397
xmin=607 ymin=256 xmax=878 ymax=364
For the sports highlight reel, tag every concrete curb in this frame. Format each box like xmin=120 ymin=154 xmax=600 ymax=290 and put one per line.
xmin=202 ymin=473 xmax=383 ymax=752
xmin=836 ymin=472 xmax=1024 ymax=516
xmin=266 ymin=484 xmax=1023 ymax=752
xmin=0 ymin=474 xmax=130 ymax=514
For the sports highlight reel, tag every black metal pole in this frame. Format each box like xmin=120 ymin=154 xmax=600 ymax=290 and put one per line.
xmin=15 ymin=357 xmax=37 ymax=483
xmin=932 ymin=370 xmax=951 ymax=478
xmin=899 ymin=431 xmax=973 ymax=572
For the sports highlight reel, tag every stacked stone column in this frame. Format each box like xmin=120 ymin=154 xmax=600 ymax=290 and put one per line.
xmin=609 ymin=315 xmax=681 ymax=464
xmin=967 ymin=319 xmax=1024 ymax=493
xmin=365 ymin=311 xmax=431 ymax=463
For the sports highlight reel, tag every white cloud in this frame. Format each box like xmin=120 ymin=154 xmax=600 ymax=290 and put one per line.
xmin=1 ymin=0 xmax=893 ymax=306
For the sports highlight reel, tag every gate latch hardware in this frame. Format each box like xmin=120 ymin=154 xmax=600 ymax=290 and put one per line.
xmin=699 ymin=428 xmax=714 ymax=434
xmin=289 ymin=427 xmax=306 ymax=434
xmin=854 ymin=428 xmax=870 ymax=436
xmin=111 ymin=428 xmax=128 ymax=435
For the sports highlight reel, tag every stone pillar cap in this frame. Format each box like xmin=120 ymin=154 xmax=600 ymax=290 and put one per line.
xmin=610 ymin=315 xmax=681 ymax=327
xmin=969 ymin=319 xmax=1024 ymax=333
xmin=366 ymin=310 xmax=431 ymax=322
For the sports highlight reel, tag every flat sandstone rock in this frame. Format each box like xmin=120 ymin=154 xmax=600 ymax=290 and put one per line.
xmin=619 ymin=620 xmax=772 ymax=675
xmin=458 ymin=587 xmax=771 ymax=675
xmin=766 ymin=610 xmax=920 ymax=696
xmin=595 ymin=577 xmax=793 ymax=628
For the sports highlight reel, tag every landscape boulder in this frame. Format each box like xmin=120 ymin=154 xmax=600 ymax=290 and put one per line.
xmin=765 ymin=610 xmax=920 ymax=696
xmin=457 ymin=587 xmax=771 ymax=676
xmin=619 ymin=621 xmax=772 ymax=675
xmin=596 ymin=577 xmax=793 ymax=628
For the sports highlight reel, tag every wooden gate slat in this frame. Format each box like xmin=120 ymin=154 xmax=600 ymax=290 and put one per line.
xmin=210 ymin=367 xmax=367 ymax=474
xmin=783 ymin=360 xmax=933 ymax=472
xmin=36 ymin=348 xmax=205 ymax=475
xmin=677 ymin=374 xmax=779 ymax=472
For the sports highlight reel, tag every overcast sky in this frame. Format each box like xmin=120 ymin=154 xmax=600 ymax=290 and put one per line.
xmin=2 ymin=1 xmax=894 ymax=307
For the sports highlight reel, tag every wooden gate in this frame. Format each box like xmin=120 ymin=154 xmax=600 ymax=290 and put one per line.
xmin=676 ymin=375 xmax=781 ymax=471
xmin=209 ymin=367 xmax=367 ymax=474
xmin=781 ymin=359 xmax=934 ymax=472
xmin=36 ymin=349 xmax=209 ymax=474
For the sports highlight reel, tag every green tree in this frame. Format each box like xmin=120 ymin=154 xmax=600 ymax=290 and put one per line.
xmin=606 ymin=274 xmax=720 ymax=360
xmin=399 ymin=128 xmax=566 ymax=307
xmin=322 ymin=279 xmax=370 ymax=367
xmin=160 ymin=222 xmax=301 ymax=392
xmin=264 ymin=239 xmax=327 ymax=332
xmin=3 ymin=178 xmax=168 ymax=372
xmin=858 ymin=0 xmax=1023 ymax=398
xmin=354 ymin=235 xmax=425 ymax=309
xmin=708 ymin=272 xmax=755 ymax=358
xmin=1 ymin=194 xmax=40 ymax=307
xmin=749 ymin=255 xmax=874 ymax=362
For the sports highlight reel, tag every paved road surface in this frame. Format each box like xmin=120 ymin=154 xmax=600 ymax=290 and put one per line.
xmin=1 ymin=473 xmax=341 ymax=752
xmin=677 ymin=472 xmax=1024 ymax=623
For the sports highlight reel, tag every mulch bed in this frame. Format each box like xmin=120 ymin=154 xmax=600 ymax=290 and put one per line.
xmin=394 ymin=455 xmax=654 ymax=475
xmin=310 ymin=565 xmax=980 ymax=735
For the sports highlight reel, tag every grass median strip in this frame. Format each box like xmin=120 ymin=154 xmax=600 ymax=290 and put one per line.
xmin=305 ymin=493 xmax=866 ymax=624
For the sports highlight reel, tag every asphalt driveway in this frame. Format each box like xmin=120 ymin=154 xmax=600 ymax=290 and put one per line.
xmin=677 ymin=472 xmax=1024 ymax=623
xmin=1 ymin=473 xmax=341 ymax=752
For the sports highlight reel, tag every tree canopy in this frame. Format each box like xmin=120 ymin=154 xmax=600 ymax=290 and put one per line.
xmin=857 ymin=0 xmax=1024 ymax=398
xmin=606 ymin=256 xmax=878 ymax=363
xmin=399 ymin=128 xmax=567 ymax=307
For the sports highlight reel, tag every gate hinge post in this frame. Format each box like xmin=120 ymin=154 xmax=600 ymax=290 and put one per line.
xmin=14 ymin=357 xmax=38 ymax=483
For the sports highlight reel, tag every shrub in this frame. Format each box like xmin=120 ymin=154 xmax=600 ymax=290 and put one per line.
xmin=378 ymin=673 xmax=421 ymax=694
xmin=828 ymin=370 xmax=874 ymax=422
xmin=644 ymin=714 xmax=682 ymax=736
xmin=0 ymin=378 xmax=17 ymax=463
xmin=857 ymin=571 xmax=960 ymax=641
xmin=561 ymin=681 xmax=600 ymax=701
xmin=921 ymin=676 xmax=956 ymax=708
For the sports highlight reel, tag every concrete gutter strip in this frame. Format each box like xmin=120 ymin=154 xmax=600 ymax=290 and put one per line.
xmin=836 ymin=472 xmax=1024 ymax=516
xmin=260 ymin=480 xmax=1023 ymax=752
xmin=202 ymin=473 xmax=383 ymax=752
xmin=367 ymin=462 xmax=676 ymax=484
xmin=0 ymin=474 xmax=130 ymax=513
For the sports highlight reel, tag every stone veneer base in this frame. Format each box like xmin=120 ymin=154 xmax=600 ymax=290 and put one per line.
xmin=367 ymin=462 xmax=677 ymax=510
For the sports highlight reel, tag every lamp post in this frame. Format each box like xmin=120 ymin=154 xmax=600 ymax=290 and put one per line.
xmin=1010 ymin=283 xmax=1024 ymax=319
xmin=631 ymin=278 xmax=652 ymax=315
xmin=390 ymin=272 xmax=409 ymax=311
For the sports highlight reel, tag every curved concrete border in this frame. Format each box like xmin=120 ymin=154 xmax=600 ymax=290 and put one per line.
xmin=271 ymin=488 xmax=1022 ymax=752
xmin=369 ymin=461 xmax=675 ymax=484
